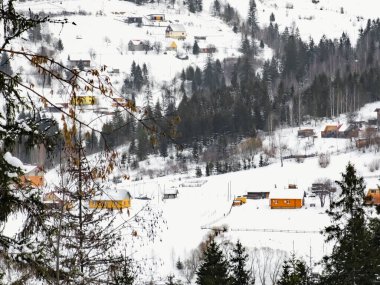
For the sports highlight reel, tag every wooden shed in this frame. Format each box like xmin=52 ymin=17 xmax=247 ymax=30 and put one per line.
xmin=163 ymin=187 xmax=178 ymax=199
xmin=365 ymin=188 xmax=380 ymax=205
xmin=247 ymin=191 xmax=270 ymax=199
xmin=89 ymin=190 xmax=131 ymax=209
xmin=269 ymin=189 xmax=304 ymax=209
xmin=297 ymin=129 xmax=315 ymax=138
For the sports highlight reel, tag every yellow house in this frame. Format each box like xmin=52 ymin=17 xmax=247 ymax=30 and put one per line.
xmin=165 ymin=24 xmax=187 ymax=39
xmin=70 ymin=95 xmax=97 ymax=106
xmin=89 ymin=189 xmax=131 ymax=209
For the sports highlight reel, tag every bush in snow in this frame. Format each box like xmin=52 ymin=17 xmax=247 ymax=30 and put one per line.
xmin=318 ymin=152 xmax=330 ymax=168
xmin=368 ymin=159 xmax=380 ymax=172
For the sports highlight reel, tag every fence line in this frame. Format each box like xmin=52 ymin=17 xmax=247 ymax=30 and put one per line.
xmin=201 ymin=227 xmax=321 ymax=234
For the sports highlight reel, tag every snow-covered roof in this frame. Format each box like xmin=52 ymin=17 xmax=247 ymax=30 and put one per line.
xmin=91 ymin=189 xmax=131 ymax=201
xmin=269 ymin=189 xmax=304 ymax=200
xmin=164 ymin=187 xmax=178 ymax=195
xmin=129 ymin=39 xmax=144 ymax=45
xmin=22 ymin=164 xmax=38 ymax=174
xmin=168 ymin=24 xmax=186 ymax=32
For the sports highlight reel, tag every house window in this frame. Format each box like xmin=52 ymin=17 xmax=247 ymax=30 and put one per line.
xmin=371 ymin=190 xmax=376 ymax=194
xmin=273 ymin=200 xmax=278 ymax=204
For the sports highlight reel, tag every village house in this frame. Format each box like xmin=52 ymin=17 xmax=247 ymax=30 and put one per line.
xmin=70 ymin=95 xmax=97 ymax=106
xmin=321 ymin=124 xmax=342 ymax=138
xmin=147 ymin=13 xmax=165 ymax=21
xmin=42 ymin=191 xmax=72 ymax=210
xmin=338 ymin=124 xmax=359 ymax=138
xmin=163 ymin=187 xmax=179 ymax=199
xmin=20 ymin=165 xmax=44 ymax=188
xmin=67 ymin=55 xmax=91 ymax=69
xmin=89 ymin=189 xmax=132 ymax=209
xmin=128 ymin=40 xmax=145 ymax=51
xmin=198 ymin=42 xmax=217 ymax=53
xmin=297 ymin=128 xmax=315 ymax=138
xmin=165 ymin=24 xmax=187 ymax=40
xmin=365 ymin=188 xmax=380 ymax=205
xmin=111 ymin=97 xmax=131 ymax=108
xmin=269 ymin=188 xmax=304 ymax=209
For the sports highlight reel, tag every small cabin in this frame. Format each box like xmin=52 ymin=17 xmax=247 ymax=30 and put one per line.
xmin=165 ymin=24 xmax=187 ymax=39
xmin=70 ymin=95 xmax=97 ymax=106
xmin=321 ymin=124 xmax=341 ymax=138
xmin=147 ymin=13 xmax=165 ymax=21
xmin=20 ymin=165 xmax=44 ymax=188
xmin=338 ymin=124 xmax=359 ymax=138
xmin=89 ymin=189 xmax=131 ymax=209
xmin=111 ymin=97 xmax=130 ymax=108
xmin=128 ymin=40 xmax=145 ymax=51
xmin=126 ymin=16 xmax=143 ymax=24
xmin=269 ymin=189 xmax=304 ymax=209
xmin=235 ymin=196 xmax=247 ymax=204
xmin=365 ymin=188 xmax=380 ymax=205
xmin=163 ymin=187 xmax=179 ymax=199
xmin=42 ymin=191 xmax=72 ymax=210
xmin=297 ymin=129 xmax=315 ymax=138
xmin=247 ymin=191 xmax=270 ymax=199
xmin=198 ymin=43 xmax=217 ymax=53
xmin=355 ymin=138 xmax=370 ymax=148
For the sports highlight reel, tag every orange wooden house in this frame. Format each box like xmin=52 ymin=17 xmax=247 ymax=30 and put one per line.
xmin=365 ymin=188 xmax=380 ymax=205
xmin=269 ymin=189 xmax=304 ymax=209
xmin=20 ymin=165 xmax=45 ymax=188
xmin=321 ymin=124 xmax=342 ymax=138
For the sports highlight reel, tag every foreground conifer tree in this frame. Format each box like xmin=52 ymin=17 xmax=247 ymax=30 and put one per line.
xmin=321 ymin=162 xmax=373 ymax=284
xmin=196 ymin=240 xmax=230 ymax=285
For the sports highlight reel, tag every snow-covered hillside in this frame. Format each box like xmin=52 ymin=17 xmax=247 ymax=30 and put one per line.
xmin=35 ymin=101 xmax=380 ymax=284
xmin=225 ymin=0 xmax=378 ymax=43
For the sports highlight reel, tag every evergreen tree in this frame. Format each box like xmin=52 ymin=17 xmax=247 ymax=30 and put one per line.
xmin=196 ymin=240 xmax=231 ymax=285
xmin=193 ymin=40 xmax=200 ymax=55
xmin=247 ymin=0 xmax=258 ymax=36
xmin=270 ymin=12 xmax=275 ymax=22
xmin=321 ymin=163 xmax=373 ymax=285
xmin=55 ymin=38 xmax=64 ymax=51
xmin=136 ymin=124 xmax=150 ymax=161
xmin=112 ymin=256 xmax=135 ymax=285
xmin=230 ymin=240 xmax=253 ymax=285
xmin=277 ymin=253 xmax=309 ymax=285
xmin=195 ymin=0 xmax=203 ymax=12
xmin=213 ymin=0 xmax=221 ymax=16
